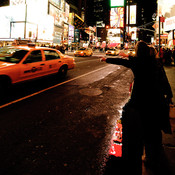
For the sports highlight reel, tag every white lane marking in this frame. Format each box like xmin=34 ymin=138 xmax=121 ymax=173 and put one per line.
xmin=0 ymin=65 xmax=111 ymax=109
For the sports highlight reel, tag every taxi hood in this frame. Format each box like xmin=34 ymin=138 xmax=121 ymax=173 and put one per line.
xmin=0 ymin=61 xmax=16 ymax=68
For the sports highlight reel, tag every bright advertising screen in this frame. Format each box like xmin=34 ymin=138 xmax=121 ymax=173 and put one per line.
xmin=49 ymin=3 xmax=64 ymax=26
xmin=110 ymin=0 xmax=124 ymax=7
xmin=158 ymin=0 xmax=175 ymax=31
xmin=126 ymin=5 xmax=136 ymax=25
xmin=158 ymin=0 xmax=175 ymax=17
xmin=110 ymin=8 xmax=124 ymax=28
xmin=130 ymin=5 xmax=136 ymax=24
xmin=0 ymin=5 xmax=25 ymax=38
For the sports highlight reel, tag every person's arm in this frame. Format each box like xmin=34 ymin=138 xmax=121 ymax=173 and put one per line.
xmin=106 ymin=58 xmax=132 ymax=68
xmin=101 ymin=56 xmax=133 ymax=69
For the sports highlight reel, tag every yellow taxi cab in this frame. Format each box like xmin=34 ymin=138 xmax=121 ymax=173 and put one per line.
xmin=119 ymin=49 xmax=135 ymax=57
xmin=127 ymin=49 xmax=135 ymax=56
xmin=74 ymin=47 xmax=93 ymax=57
xmin=0 ymin=44 xmax=75 ymax=91
xmin=106 ymin=48 xmax=120 ymax=56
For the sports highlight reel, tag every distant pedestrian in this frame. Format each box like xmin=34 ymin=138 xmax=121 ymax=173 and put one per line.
xmin=164 ymin=48 xmax=172 ymax=65
xmin=100 ymin=41 xmax=173 ymax=175
xmin=60 ymin=44 xmax=66 ymax=54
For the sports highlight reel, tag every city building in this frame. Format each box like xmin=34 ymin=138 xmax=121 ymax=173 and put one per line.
xmin=66 ymin=0 xmax=87 ymax=21
xmin=0 ymin=0 xmax=87 ymax=47
xmin=85 ymin=0 xmax=110 ymax=43
xmin=85 ymin=0 xmax=157 ymax=46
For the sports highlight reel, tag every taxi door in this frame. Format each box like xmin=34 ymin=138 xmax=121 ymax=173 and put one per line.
xmin=87 ymin=48 xmax=91 ymax=56
xmin=43 ymin=49 xmax=63 ymax=74
xmin=20 ymin=50 xmax=46 ymax=81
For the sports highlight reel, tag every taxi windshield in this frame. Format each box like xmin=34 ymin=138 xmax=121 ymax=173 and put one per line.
xmin=0 ymin=48 xmax=28 ymax=63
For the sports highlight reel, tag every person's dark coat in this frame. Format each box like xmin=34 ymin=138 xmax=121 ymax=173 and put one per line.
xmin=106 ymin=55 xmax=172 ymax=134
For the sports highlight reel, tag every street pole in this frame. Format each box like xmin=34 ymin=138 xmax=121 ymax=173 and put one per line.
xmin=159 ymin=16 xmax=161 ymax=58
xmin=123 ymin=1 xmax=126 ymax=47
xmin=96 ymin=22 xmax=98 ymax=43
xmin=24 ymin=0 xmax=27 ymax=39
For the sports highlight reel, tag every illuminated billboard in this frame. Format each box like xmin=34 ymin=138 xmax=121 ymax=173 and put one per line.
xmin=49 ymin=3 xmax=64 ymax=27
xmin=126 ymin=5 xmax=136 ymax=25
xmin=158 ymin=0 xmax=175 ymax=17
xmin=158 ymin=0 xmax=175 ymax=31
xmin=110 ymin=8 xmax=124 ymax=28
xmin=107 ymin=29 xmax=121 ymax=44
xmin=110 ymin=0 xmax=125 ymax=7
xmin=0 ymin=5 xmax=26 ymax=38
xmin=65 ymin=3 xmax=70 ymax=23
xmin=0 ymin=3 xmax=54 ymax=40
xmin=164 ymin=16 xmax=175 ymax=31
xmin=68 ymin=25 xmax=74 ymax=44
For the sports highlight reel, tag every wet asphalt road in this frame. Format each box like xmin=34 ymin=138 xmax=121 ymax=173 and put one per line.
xmin=0 ymin=53 xmax=134 ymax=175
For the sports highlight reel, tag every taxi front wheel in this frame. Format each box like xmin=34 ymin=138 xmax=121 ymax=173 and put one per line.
xmin=58 ymin=66 xmax=68 ymax=78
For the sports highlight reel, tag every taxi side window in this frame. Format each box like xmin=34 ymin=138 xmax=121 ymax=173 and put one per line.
xmin=24 ymin=50 xmax=42 ymax=63
xmin=44 ymin=50 xmax=60 ymax=61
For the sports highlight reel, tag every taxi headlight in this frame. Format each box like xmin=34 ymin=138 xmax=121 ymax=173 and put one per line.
xmin=81 ymin=51 xmax=83 ymax=54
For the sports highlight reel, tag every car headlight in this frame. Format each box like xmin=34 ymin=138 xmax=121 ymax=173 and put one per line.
xmin=111 ymin=51 xmax=114 ymax=54
xmin=81 ymin=51 xmax=83 ymax=54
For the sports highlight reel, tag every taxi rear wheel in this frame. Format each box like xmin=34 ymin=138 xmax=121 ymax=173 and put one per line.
xmin=58 ymin=66 xmax=68 ymax=77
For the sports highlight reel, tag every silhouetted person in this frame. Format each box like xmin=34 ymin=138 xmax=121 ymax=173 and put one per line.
xmin=101 ymin=41 xmax=173 ymax=175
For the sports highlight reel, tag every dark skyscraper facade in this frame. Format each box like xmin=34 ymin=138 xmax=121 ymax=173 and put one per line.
xmin=86 ymin=0 xmax=110 ymax=27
